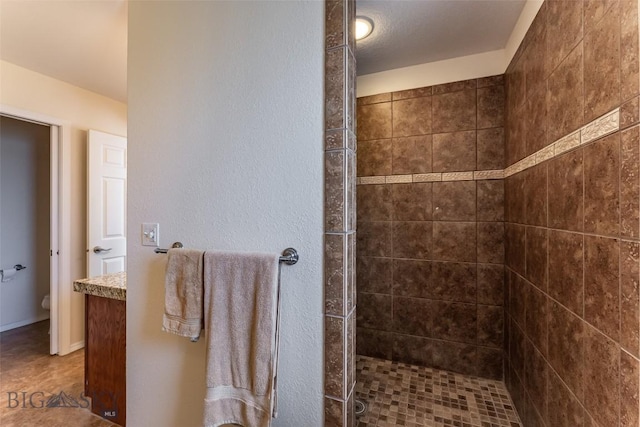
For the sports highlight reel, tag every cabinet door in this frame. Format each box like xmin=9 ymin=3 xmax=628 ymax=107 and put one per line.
xmin=85 ymin=295 xmax=126 ymax=426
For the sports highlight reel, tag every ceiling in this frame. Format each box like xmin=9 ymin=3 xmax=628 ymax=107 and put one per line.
xmin=356 ymin=0 xmax=527 ymax=75
xmin=0 ymin=0 xmax=526 ymax=103
xmin=0 ymin=0 xmax=128 ymax=103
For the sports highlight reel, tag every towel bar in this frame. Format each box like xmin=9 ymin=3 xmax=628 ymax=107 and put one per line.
xmin=154 ymin=242 xmax=184 ymax=253
xmin=155 ymin=242 xmax=299 ymax=265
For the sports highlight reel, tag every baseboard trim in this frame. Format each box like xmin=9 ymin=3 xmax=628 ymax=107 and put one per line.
xmin=0 ymin=313 xmax=50 ymax=333
xmin=68 ymin=340 xmax=85 ymax=353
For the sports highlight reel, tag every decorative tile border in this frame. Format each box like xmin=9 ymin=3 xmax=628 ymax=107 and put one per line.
xmin=581 ymin=109 xmax=619 ymax=145
xmin=442 ymin=171 xmax=475 ymax=181
xmin=358 ymin=176 xmax=385 ymax=185
xmin=503 ymin=108 xmax=620 ymax=178
xmin=384 ymin=174 xmax=412 ymax=184
xmin=357 ymin=170 xmax=501 ymax=185
xmin=414 ymin=173 xmax=443 ymax=182
xmin=555 ymin=130 xmax=581 ymax=156
xmin=474 ymin=169 xmax=504 ymax=180
xmin=357 ymin=108 xmax=621 ymax=185
xmin=535 ymin=143 xmax=555 ymax=163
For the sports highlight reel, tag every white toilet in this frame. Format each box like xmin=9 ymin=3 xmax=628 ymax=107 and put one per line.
xmin=41 ymin=294 xmax=50 ymax=310
xmin=42 ymin=294 xmax=50 ymax=333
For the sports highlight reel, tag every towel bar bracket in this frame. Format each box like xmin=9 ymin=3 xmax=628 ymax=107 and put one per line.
xmin=155 ymin=242 xmax=299 ymax=265
xmin=280 ymin=248 xmax=298 ymax=265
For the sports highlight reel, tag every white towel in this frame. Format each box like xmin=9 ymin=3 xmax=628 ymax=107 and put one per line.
xmin=162 ymin=248 xmax=204 ymax=341
xmin=203 ymin=251 xmax=281 ymax=427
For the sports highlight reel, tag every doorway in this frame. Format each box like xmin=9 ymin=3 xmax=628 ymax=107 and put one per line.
xmin=0 ymin=116 xmax=51 ymax=340
xmin=0 ymin=105 xmax=74 ymax=357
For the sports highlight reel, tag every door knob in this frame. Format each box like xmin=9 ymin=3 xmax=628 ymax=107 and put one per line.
xmin=93 ymin=246 xmax=113 ymax=254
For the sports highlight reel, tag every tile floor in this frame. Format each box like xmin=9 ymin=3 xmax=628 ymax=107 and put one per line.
xmin=0 ymin=320 xmax=117 ymax=427
xmin=355 ymin=355 xmax=522 ymax=427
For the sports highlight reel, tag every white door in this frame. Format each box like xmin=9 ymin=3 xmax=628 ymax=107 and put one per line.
xmin=50 ymin=126 xmax=59 ymax=355
xmin=87 ymin=130 xmax=127 ymax=277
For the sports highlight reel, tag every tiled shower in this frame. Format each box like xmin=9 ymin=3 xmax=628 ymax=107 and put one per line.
xmin=353 ymin=0 xmax=640 ymax=426
xmin=356 ymin=77 xmax=506 ymax=380
xmin=503 ymin=1 xmax=639 ymax=425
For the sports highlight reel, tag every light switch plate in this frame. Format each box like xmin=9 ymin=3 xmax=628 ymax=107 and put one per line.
xmin=142 ymin=223 xmax=160 ymax=247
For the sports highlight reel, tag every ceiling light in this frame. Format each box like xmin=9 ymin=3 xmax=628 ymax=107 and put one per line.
xmin=355 ymin=17 xmax=373 ymax=41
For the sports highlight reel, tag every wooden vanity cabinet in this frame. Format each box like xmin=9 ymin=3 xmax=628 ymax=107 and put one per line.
xmin=84 ymin=294 xmax=126 ymax=426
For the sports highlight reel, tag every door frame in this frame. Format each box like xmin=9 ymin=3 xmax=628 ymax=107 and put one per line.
xmin=0 ymin=104 xmax=72 ymax=355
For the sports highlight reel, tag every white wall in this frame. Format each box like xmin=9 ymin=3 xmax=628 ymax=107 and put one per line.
xmin=0 ymin=60 xmax=127 ymax=348
xmin=0 ymin=116 xmax=50 ymax=331
xmin=357 ymin=49 xmax=508 ymax=97
xmin=127 ymin=2 xmax=324 ymax=426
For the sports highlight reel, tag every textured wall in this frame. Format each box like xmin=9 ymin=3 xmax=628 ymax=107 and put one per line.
xmin=504 ymin=1 xmax=640 ymax=426
xmin=127 ymin=2 xmax=324 ymax=425
xmin=356 ymin=76 xmax=506 ymax=379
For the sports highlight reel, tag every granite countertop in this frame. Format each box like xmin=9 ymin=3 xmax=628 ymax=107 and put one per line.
xmin=73 ymin=271 xmax=126 ymax=301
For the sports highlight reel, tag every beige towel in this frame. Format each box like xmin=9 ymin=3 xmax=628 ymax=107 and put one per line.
xmin=203 ymin=251 xmax=281 ymax=427
xmin=162 ymin=248 xmax=204 ymax=341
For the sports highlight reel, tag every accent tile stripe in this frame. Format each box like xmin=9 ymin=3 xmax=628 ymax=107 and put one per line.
xmin=384 ymin=174 xmax=412 ymax=184
xmin=535 ymin=143 xmax=555 ymax=163
xmin=581 ymin=109 xmax=620 ymax=145
xmin=359 ymin=176 xmax=385 ymax=185
xmin=357 ymin=107 xmax=621 ymax=184
xmin=474 ymin=169 xmax=504 ymax=180
xmin=413 ymin=173 xmax=443 ymax=182
xmin=502 ymin=108 xmax=620 ymax=178
xmin=442 ymin=171 xmax=474 ymax=181
xmin=554 ymin=130 xmax=581 ymax=156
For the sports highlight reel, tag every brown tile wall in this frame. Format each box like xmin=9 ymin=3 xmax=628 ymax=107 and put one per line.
xmin=504 ymin=1 xmax=640 ymax=426
xmin=324 ymin=1 xmax=356 ymax=426
xmin=356 ymin=76 xmax=506 ymax=380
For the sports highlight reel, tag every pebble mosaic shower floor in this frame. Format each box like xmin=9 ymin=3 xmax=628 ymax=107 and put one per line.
xmin=355 ymin=356 xmax=522 ymax=427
